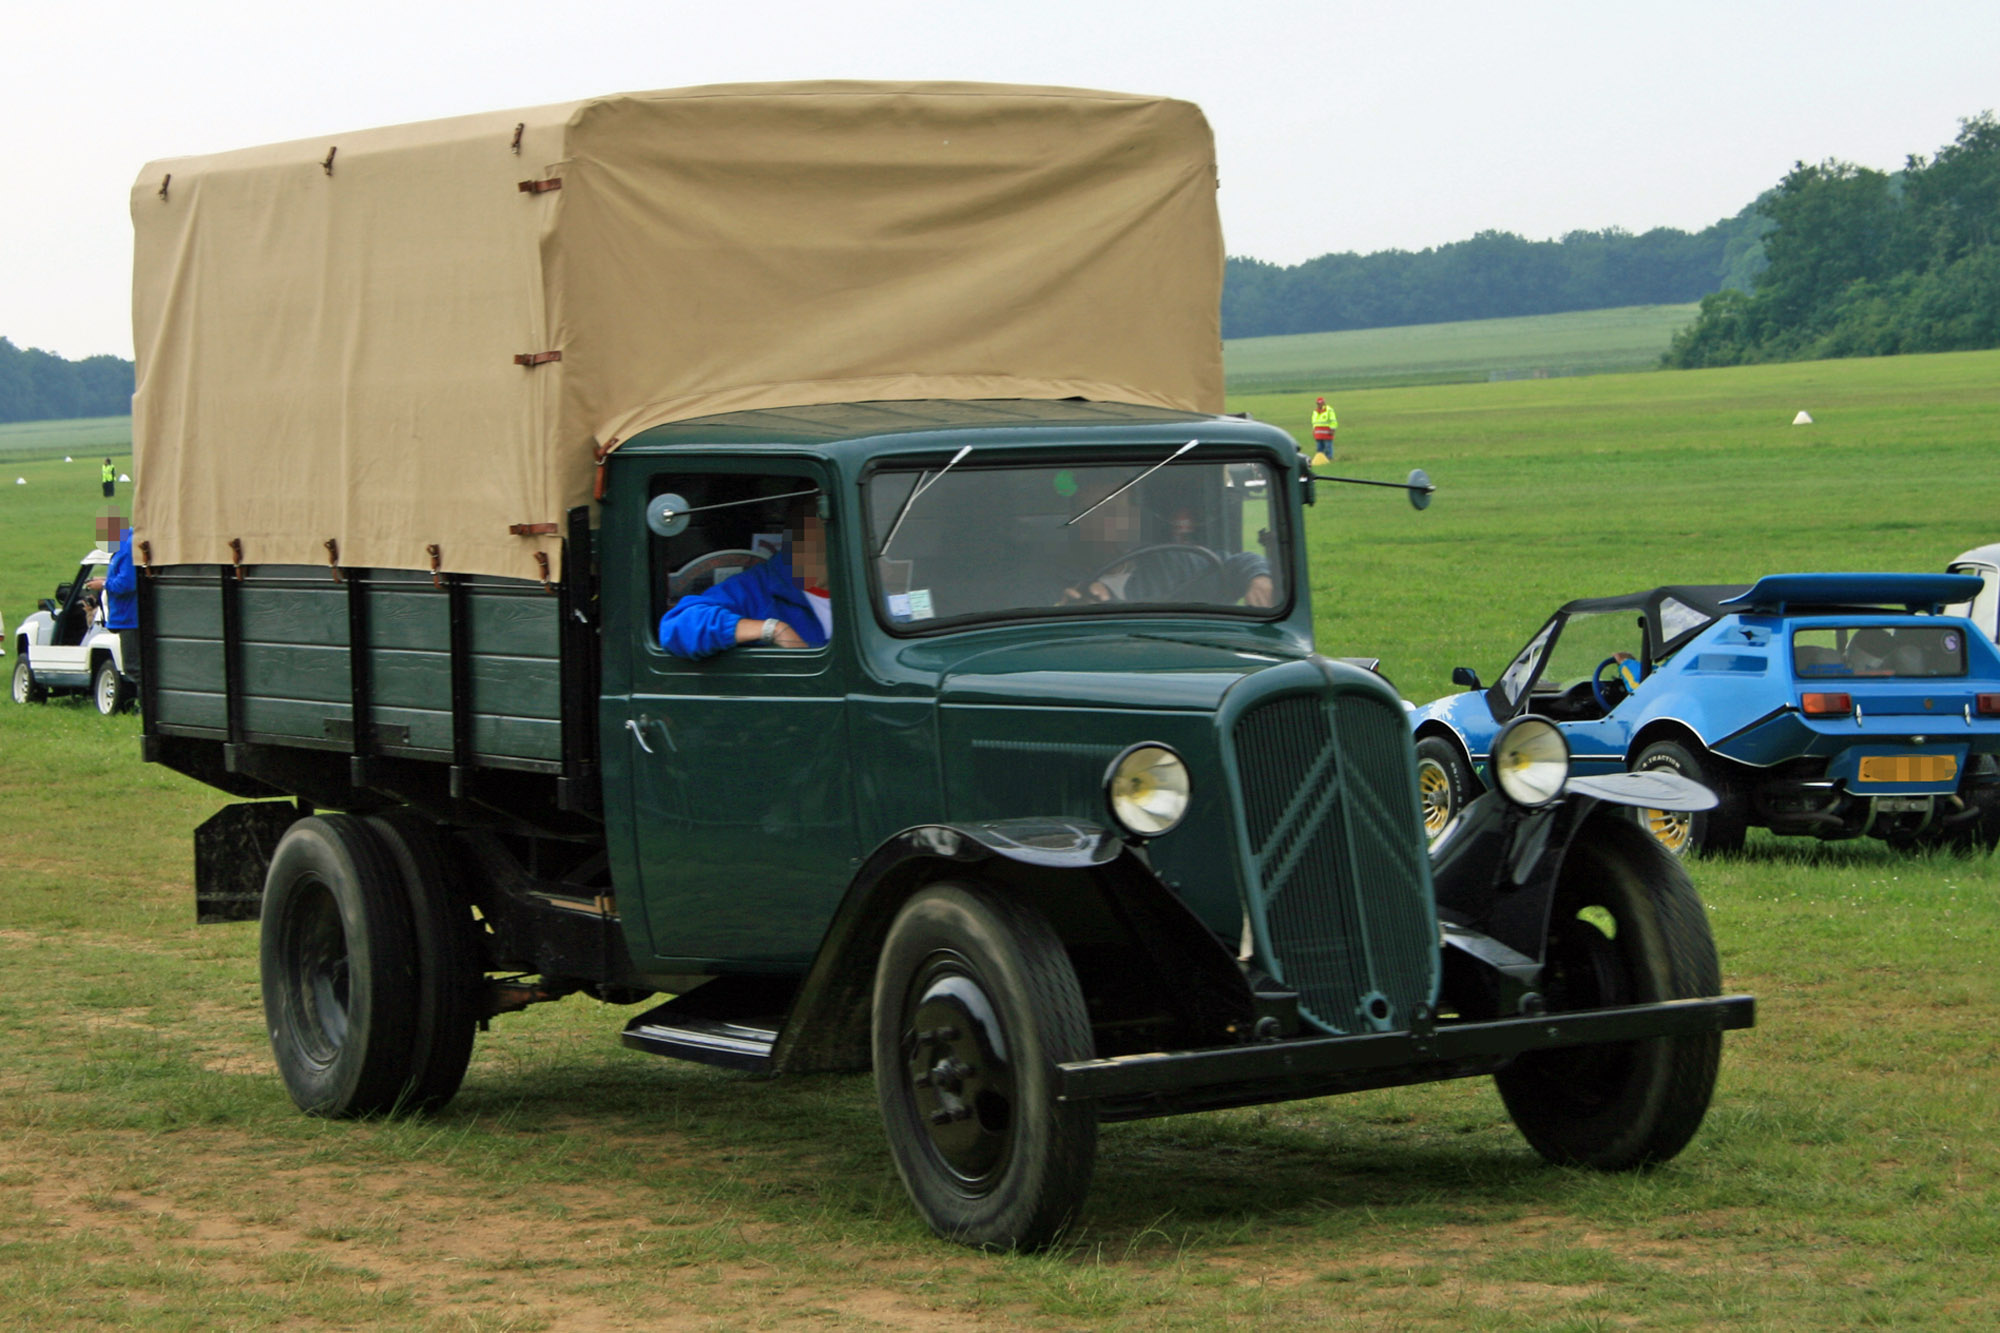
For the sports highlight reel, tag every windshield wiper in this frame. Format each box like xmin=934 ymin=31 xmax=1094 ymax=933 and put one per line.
xmin=876 ymin=445 xmax=972 ymax=557
xmin=1065 ymin=439 xmax=1198 ymax=527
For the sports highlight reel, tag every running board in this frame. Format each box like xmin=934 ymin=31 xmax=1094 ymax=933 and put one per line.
xmin=621 ymin=1007 xmax=777 ymax=1073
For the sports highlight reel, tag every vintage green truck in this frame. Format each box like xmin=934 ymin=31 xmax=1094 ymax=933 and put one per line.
xmin=130 ymin=84 xmax=1751 ymax=1250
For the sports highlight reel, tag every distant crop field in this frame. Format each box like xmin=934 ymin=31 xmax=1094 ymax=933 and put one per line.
xmin=2 ymin=350 xmax=1999 ymax=1329
xmin=1225 ymin=302 xmax=1701 ymax=394
xmin=0 ymin=413 xmax=132 ymax=461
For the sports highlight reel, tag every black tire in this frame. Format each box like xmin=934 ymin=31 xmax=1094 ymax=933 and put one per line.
xmin=1415 ymin=735 xmax=1477 ymax=840
xmin=12 ymin=655 xmax=46 ymax=704
xmin=872 ymin=882 xmax=1097 ymax=1251
xmin=1631 ymin=738 xmax=1745 ymax=856
xmin=1495 ymin=817 xmax=1724 ymax=1169
xmin=364 ymin=811 xmax=485 ymax=1113
xmin=92 ymin=657 xmax=129 ymax=716
xmin=260 ymin=815 xmax=420 ymax=1117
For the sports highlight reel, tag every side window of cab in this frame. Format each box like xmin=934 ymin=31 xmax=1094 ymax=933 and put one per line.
xmin=645 ymin=473 xmax=833 ymax=663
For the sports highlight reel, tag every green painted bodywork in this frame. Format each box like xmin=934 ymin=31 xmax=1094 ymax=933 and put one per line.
xmin=596 ymin=401 xmax=1428 ymax=997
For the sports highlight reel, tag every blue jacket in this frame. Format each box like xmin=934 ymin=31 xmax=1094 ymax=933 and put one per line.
xmin=105 ymin=531 xmax=139 ymax=632
xmin=657 ymin=555 xmax=828 ymax=660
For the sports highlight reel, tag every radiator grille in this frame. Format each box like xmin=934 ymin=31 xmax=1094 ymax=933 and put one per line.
xmin=1232 ymin=692 xmax=1437 ymax=1034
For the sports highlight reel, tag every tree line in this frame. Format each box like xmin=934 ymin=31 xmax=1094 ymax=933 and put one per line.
xmin=1665 ymin=113 xmax=2000 ymax=367
xmin=1222 ymin=210 xmax=1772 ymax=339
xmin=0 ymin=337 xmax=134 ymax=424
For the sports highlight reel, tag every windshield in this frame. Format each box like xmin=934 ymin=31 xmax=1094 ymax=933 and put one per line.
xmin=865 ymin=457 xmax=1287 ymax=628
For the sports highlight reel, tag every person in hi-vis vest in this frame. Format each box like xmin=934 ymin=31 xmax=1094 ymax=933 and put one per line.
xmin=1309 ymin=398 xmax=1336 ymax=466
xmin=101 ymin=458 xmax=116 ymax=498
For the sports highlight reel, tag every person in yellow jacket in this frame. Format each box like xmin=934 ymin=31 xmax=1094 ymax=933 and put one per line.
xmin=101 ymin=458 xmax=116 ymax=499
xmin=1309 ymin=398 xmax=1336 ymax=466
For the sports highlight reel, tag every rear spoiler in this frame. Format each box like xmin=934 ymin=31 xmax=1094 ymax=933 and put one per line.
xmin=1722 ymin=573 xmax=1984 ymax=615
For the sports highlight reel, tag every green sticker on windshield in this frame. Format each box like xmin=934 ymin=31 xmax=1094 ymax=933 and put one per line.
xmin=1053 ymin=470 xmax=1077 ymax=497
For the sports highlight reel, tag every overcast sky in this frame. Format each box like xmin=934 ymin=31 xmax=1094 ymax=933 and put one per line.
xmin=6 ymin=0 xmax=1997 ymax=359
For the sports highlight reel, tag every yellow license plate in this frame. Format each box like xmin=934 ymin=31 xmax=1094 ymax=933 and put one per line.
xmin=1858 ymin=754 xmax=1956 ymax=784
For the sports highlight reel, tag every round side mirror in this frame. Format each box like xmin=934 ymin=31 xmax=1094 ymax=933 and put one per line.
xmin=646 ymin=493 xmax=692 ymax=538
xmin=1407 ymin=469 xmax=1433 ymax=512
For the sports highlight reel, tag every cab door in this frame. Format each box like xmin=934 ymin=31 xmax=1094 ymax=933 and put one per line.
xmin=607 ymin=464 xmax=860 ymax=972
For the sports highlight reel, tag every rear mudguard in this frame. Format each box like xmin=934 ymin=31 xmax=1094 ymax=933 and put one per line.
xmin=769 ymin=818 xmax=1255 ymax=1075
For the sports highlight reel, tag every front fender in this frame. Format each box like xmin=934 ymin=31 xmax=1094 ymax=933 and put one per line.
xmin=1431 ymin=766 xmax=1714 ymax=966
xmin=769 ymin=817 xmax=1256 ymax=1075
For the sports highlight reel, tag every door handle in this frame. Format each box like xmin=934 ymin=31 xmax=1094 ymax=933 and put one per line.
xmin=626 ymin=714 xmax=676 ymax=754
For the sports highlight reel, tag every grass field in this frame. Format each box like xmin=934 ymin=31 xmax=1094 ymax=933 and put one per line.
xmin=4 ymin=350 xmax=2000 ymax=1329
xmin=0 ymin=414 xmax=132 ymax=462
xmin=1224 ymin=303 xmax=1701 ymax=394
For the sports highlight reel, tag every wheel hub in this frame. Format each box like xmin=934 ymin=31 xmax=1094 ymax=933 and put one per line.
xmin=903 ymin=961 xmax=1016 ymax=1190
xmin=282 ymin=880 xmax=352 ymax=1069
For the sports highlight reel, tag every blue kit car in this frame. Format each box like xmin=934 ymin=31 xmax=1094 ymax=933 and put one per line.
xmin=1410 ymin=573 xmax=2000 ymax=854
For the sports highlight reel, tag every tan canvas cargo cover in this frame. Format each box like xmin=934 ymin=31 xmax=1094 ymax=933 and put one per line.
xmin=131 ymin=82 xmax=1224 ymax=581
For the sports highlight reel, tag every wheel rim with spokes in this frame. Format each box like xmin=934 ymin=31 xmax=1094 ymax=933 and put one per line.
xmin=11 ymin=660 xmax=31 ymax=703
xmin=1417 ymin=758 xmax=1454 ymax=836
xmin=1642 ymin=806 xmax=1692 ymax=854
xmin=95 ymin=667 xmax=119 ymax=714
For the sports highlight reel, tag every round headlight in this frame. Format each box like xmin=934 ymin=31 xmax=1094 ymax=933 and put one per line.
xmin=1490 ymin=716 xmax=1570 ymax=808
xmin=1105 ymin=743 xmax=1191 ymax=837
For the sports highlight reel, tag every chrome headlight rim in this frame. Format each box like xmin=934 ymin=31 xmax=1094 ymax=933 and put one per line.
xmin=1489 ymin=715 xmax=1571 ymax=808
xmin=1103 ymin=741 xmax=1192 ymax=838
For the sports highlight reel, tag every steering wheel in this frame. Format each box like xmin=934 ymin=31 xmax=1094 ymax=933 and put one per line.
xmin=1591 ymin=654 xmax=1643 ymax=711
xmin=1084 ymin=544 xmax=1224 ymax=602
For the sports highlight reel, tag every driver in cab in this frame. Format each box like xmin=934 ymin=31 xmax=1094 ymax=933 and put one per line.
xmin=1057 ymin=483 xmax=1275 ymax=608
xmin=658 ymin=500 xmax=831 ymax=659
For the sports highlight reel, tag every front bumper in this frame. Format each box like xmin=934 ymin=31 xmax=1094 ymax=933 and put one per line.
xmin=1060 ymin=993 xmax=1754 ymax=1120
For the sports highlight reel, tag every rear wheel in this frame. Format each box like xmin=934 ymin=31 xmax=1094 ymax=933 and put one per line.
xmin=872 ymin=882 xmax=1097 ymax=1251
xmin=1415 ymin=736 xmax=1476 ymax=840
xmin=92 ymin=658 xmax=129 ymax=715
xmin=1495 ymin=817 xmax=1723 ymax=1169
xmin=364 ymin=811 xmax=485 ymax=1112
xmin=12 ymin=656 xmax=46 ymax=704
xmin=1632 ymin=739 xmax=1744 ymax=855
xmin=260 ymin=815 xmax=419 ymax=1117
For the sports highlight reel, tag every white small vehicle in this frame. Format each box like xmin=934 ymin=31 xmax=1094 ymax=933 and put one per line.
xmin=10 ymin=548 xmax=134 ymax=715
xmin=1945 ymin=545 xmax=2000 ymax=641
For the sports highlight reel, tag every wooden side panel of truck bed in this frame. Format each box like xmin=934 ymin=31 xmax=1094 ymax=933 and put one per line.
xmin=147 ymin=565 xmax=565 ymax=772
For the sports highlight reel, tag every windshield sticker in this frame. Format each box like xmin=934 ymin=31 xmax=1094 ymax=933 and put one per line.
xmin=905 ymin=589 xmax=935 ymax=621
xmin=1053 ymin=470 xmax=1078 ymax=497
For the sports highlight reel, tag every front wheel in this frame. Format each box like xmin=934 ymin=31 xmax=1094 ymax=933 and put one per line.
xmin=12 ymin=656 xmax=46 ymax=704
xmin=93 ymin=658 xmax=129 ymax=715
xmin=872 ymin=882 xmax=1097 ymax=1251
xmin=260 ymin=815 xmax=420 ymax=1117
xmin=1415 ymin=736 xmax=1477 ymax=840
xmin=1495 ymin=816 xmax=1724 ymax=1169
xmin=1632 ymin=739 xmax=1744 ymax=855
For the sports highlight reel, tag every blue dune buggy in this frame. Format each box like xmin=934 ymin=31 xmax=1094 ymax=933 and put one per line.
xmin=1410 ymin=573 xmax=2000 ymax=855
